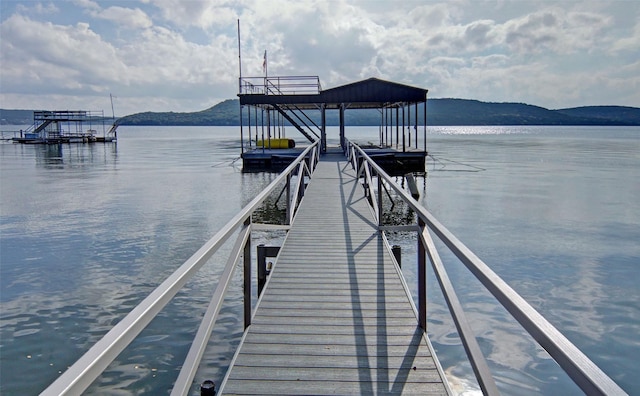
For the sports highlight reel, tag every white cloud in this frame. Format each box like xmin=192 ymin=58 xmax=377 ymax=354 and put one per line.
xmin=146 ymin=0 xmax=239 ymax=30
xmin=0 ymin=14 xmax=126 ymax=93
xmin=501 ymin=8 xmax=611 ymax=55
xmin=16 ymin=1 xmax=59 ymax=15
xmin=92 ymin=6 xmax=153 ymax=29
xmin=0 ymin=0 xmax=638 ymax=115
xmin=610 ymin=19 xmax=640 ymax=53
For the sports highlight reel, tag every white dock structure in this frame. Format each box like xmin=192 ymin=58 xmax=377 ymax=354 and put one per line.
xmin=41 ymin=141 xmax=627 ymax=396
xmin=220 ymin=149 xmax=449 ymax=394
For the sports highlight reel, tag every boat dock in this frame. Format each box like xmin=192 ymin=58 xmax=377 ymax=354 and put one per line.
xmin=39 ymin=71 xmax=628 ymax=394
xmin=220 ymin=148 xmax=449 ymax=394
xmin=8 ymin=110 xmax=117 ymax=144
xmin=238 ymin=76 xmax=429 ymax=175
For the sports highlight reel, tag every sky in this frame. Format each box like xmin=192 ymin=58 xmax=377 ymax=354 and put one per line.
xmin=0 ymin=0 xmax=638 ymax=116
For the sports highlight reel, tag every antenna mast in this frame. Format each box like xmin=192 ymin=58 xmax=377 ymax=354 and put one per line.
xmin=110 ymin=93 xmax=115 ymax=119
xmin=237 ymin=19 xmax=242 ymax=94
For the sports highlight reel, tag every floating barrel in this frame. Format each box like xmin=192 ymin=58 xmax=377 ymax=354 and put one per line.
xmin=256 ymin=138 xmax=295 ymax=149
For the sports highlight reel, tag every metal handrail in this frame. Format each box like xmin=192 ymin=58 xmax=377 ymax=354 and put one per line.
xmin=346 ymin=140 xmax=627 ymax=396
xmin=239 ymin=75 xmax=321 ymax=95
xmin=41 ymin=141 xmax=320 ymax=396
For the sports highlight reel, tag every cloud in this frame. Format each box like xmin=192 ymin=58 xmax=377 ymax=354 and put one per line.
xmin=502 ymin=8 xmax=611 ymax=54
xmin=0 ymin=14 xmax=125 ymax=94
xmin=16 ymin=1 xmax=59 ymax=15
xmin=611 ymin=19 xmax=640 ymax=53
xmin=0 ymin=0 xmax=638 ymax=115
xmin=146 ymin=0 xmax=239 ymax=30
xmin=91 ymin=6 xmax=153 ymax=29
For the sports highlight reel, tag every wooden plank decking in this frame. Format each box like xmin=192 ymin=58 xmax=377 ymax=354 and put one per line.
xmin=221 ymin=150 xmax=449 ymax=395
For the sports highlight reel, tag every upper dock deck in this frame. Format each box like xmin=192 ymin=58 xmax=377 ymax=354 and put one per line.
xmin=220 ymin=150 xmax=449 ymax=395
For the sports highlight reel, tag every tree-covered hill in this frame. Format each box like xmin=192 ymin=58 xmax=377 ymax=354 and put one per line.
xmin=114 ymin=99 xmax=640 ymax=126
xmin=3 ymin=99 xmax=639 ymax=126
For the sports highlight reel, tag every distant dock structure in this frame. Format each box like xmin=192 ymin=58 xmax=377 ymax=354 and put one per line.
xmin=8 ymin=110 xmax=117 ymax=144
xmin=238 ymin=75 xmax=428 ymax=175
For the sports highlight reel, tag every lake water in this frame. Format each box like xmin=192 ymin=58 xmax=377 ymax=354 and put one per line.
xmin=1 ymin=126 xmax=638 ymax=395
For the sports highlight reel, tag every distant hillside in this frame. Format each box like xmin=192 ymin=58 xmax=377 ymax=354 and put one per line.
xmin=3 ymin=100 xmax=639 ymax=126
xmin=429 ymin=99 xmax=579 ymax=125
xmin=116 ymin=99 xmax=640 ymax=127
xmin=115 ymin=99 xmax=239 ymax=126
xmin=554 ymin=106 xmax=640 ymax=124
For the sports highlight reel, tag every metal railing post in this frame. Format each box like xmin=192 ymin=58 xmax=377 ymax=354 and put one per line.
xmin=417 ymin=217 xmax=427 ymax=330
xmin=420 ymin=225 xmax=500 ymax=395
xmin=243 ymin=217 xmax=252 ymax=329
xmin=377 ymin=172 xmax=383 ymax=227
xmin=298 ymin=162 xmax=306 ymax=202
xmin=286 ymin=174 xmax=292 ymax=225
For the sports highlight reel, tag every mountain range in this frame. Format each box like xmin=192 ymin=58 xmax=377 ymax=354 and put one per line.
xmin=2 ymin=99 xmax=639 ymax=126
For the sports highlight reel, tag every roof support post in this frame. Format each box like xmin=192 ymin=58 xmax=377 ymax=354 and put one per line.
xmin=240 ymin=104 xmax=244 ymax=154
xmin=402 ymin=105 xmax=406 ymax=153
xmin=247 ymin=105 xmax=252 ymax=149
xmin=339 ymin=103 xmax=345 ymax=151
xmin=424 ymin=96 xmax=428 ymax=153
xmin=321 ymin=104 xmax=326 ymax=153
xmin=379 ymin=108 xmax=383 ymax=147
xmin=415 ymin=102 xmax=418 ymax=148
xmin=260 ymin=108 xmax=265 ymax=153
xmin=395 ymin=107 xmax=399 ymax=150
xmin=408 ymin=104 xmax=411 ymax=149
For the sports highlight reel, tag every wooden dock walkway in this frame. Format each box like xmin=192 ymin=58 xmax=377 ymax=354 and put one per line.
xmin=221 ymin=150 xmax=449 ymax=395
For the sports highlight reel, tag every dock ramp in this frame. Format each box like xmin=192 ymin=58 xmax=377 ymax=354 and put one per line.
xmin=220 ymin=149 xmax=449 ymax=394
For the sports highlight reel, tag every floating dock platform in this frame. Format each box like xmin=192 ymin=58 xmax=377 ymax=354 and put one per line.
xmin=242 ymin=146 xmax=426 ymax=175
xmin=9 ymin=110 xmax=117 ymax=144
xmin=222 ymin=149 xmax=449 ymax=394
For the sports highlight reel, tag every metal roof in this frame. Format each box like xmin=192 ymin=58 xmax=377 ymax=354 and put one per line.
xmin=239 ymin=77 xmax=428 ymax=109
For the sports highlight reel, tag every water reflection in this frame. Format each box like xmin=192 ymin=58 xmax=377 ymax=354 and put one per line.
xmin=32 ymin=142 xmax=119 ymax=169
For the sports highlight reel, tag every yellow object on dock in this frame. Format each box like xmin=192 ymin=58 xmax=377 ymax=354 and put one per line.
xmin=256 ymin=138 xmax=295 ymax=149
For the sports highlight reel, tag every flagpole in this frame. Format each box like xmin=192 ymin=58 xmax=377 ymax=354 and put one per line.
xmin=238 ymin=19 xmax=244 ymax=153
xmin=263 ymin=50 xmax=268 ymax=94
xmin=237 ymin=19 xmax=242 ymax=94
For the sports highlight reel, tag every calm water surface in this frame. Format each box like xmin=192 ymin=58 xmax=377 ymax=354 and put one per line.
xmin=1 ymin=126 xmax=638 ymax=395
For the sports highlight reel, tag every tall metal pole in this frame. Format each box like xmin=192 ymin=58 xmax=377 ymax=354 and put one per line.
xmin=110 ymin=93 xmax=116 ymax=119
xmin=237 ymin=19 xmax=242 ymax=94
xmin=263 ymin=50 xmax=268 ymax=93
xmin=237 ymin=19 xmax=244 ymax=154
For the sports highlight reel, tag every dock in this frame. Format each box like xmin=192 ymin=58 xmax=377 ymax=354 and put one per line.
xmin=8 ymin=110 xmax=117 ymax=144
xmin=238 ymin=76 xmax=429 ymax=175
xmin=220 ymin=149 xmax=449 ymax=395
xmin=39 ymin=71 xmax=628 ymax=394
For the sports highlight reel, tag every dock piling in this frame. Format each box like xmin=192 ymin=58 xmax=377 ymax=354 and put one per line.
xmin=257 ymin=245 xmax=280 ymax=295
